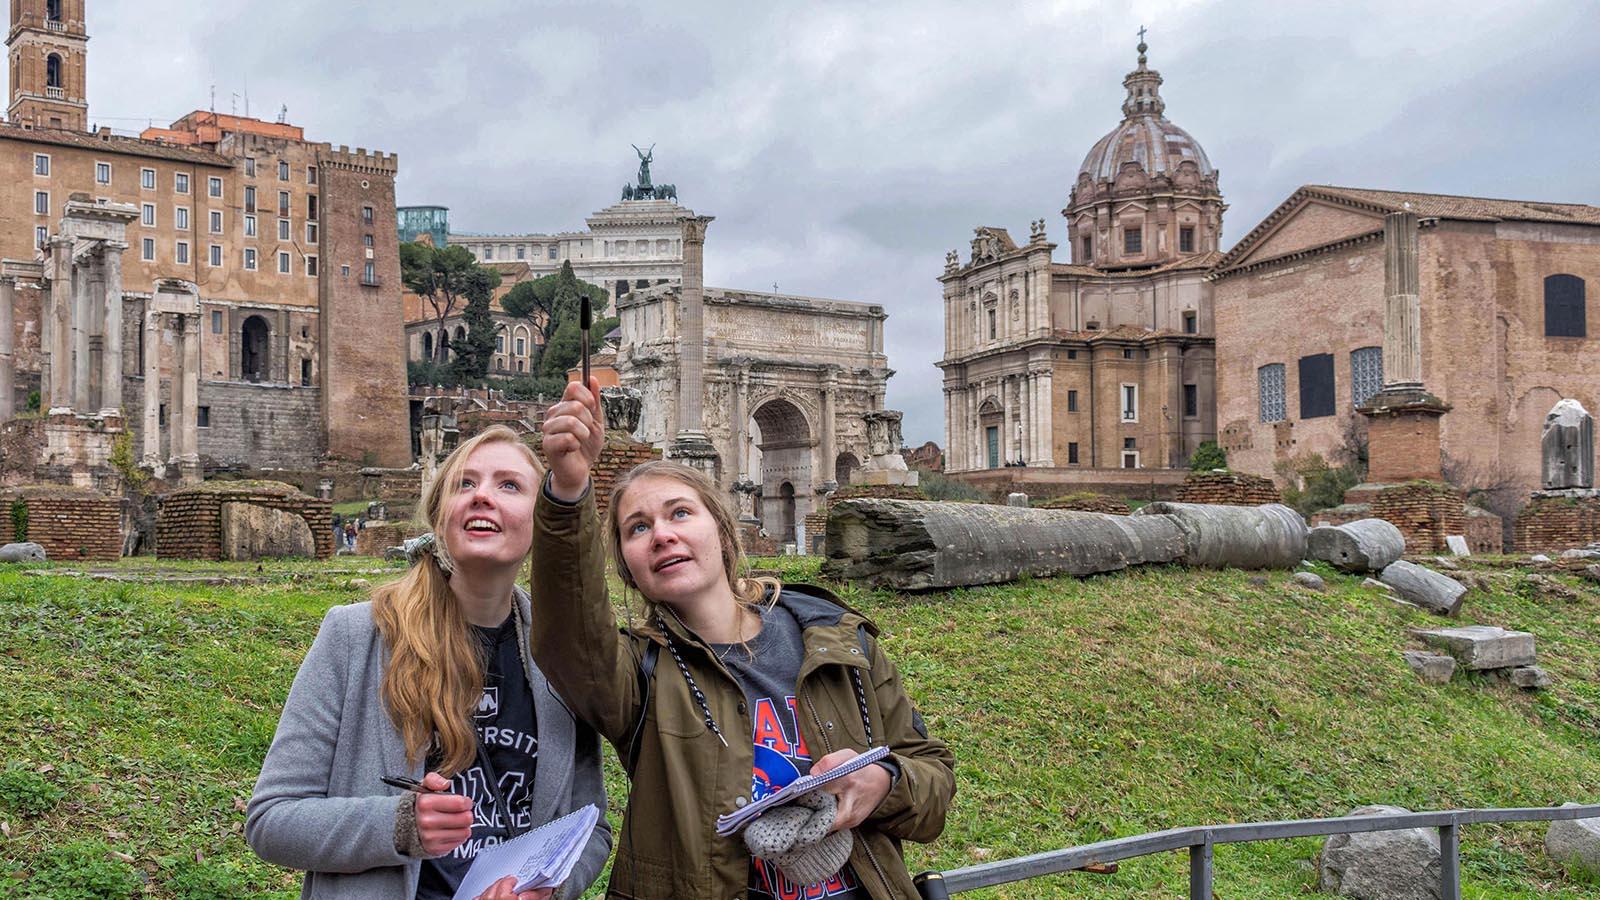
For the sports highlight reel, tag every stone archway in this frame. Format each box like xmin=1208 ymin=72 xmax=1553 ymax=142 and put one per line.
xmin=241 ymin=315 xmax=270 ymax=383
xmin=751 ymin=398 xmax=813 ymax=544
xmin=978 ymin=397 xmax=1003 ymax=469
xmin=834 ymin=451 xmax=860 ymax=486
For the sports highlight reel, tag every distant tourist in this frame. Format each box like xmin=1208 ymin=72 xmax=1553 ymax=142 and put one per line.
xmin=246 ymin=425 xmax=610 ymax=899
xmin=532 ymin=379 xmax=955 ymax=899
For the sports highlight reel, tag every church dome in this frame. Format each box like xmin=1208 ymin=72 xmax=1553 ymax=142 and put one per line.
xmin=1076 ymin=39 xmax=1214 ymax=183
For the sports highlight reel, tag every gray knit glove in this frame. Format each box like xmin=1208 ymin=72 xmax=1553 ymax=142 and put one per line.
xmin=743 ymin=790 xmax=854 ymax=887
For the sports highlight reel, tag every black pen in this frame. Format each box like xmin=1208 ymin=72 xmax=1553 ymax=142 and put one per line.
xmin=381 ymin=775 xmax=429 ymax=793
xmin=580 ymin=295 xmax=592 ymax=388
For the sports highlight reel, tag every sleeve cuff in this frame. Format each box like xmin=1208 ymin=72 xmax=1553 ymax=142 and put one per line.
xmin=393 ymin=791 xmax=433 ymax=859
xmin=542 ymin=472 xmax=592 ymax=507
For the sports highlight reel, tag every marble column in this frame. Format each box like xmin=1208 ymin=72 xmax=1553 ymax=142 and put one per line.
xmin=732 ymin=366 xmax=751 ymax=481
xmin=0 ymin=275 xmax=14 ymax=421
xmin=675 ymin=215 xmax=714 ymax=440
xmin=48 ymin=238 xmax=72 ymax=411
xmin=99 ymin=244 xmax=125 ymax=417
xmin=142 ymin=308 xmax=162 ymax=466
xmin=177 ymin=312 xmax=200 ymax=471
xmin=1038 ymin=370 xmax=1055 ymax=466
xmin=1382 ymin=211 xmax=1422 ymax=390
xmin=820 ymin=369 xmax=838 ymax=486
xmin=71 ymin=256 xmax=92 ymax=413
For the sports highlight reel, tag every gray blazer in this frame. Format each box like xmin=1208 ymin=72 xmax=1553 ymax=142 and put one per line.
xmin=246 ymin=589 xmax=611 ymax=899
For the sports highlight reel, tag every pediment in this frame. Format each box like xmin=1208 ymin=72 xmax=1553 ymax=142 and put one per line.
xmin=1230 ymin=198 xmax=1384 ymax=267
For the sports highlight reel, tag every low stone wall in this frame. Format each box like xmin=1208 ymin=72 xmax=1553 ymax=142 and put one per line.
xmin=156 ymin=480 xmax=334 ymax=560
xmin=1309 ymin=503 xmax=1372 ymax=528
xmin=740 ymin=522 xmax=781 ymax=557
xmin=0 ymin=419 xmax=46 ymax=487
xmin=1174 ymin=471 xmax=1282 ymax=506
xmin=1515 ymin=492 xmax=1600 ymax=553
xmin=1034 ymin=493 xmax=1131 ymax=515
xmin=1367 ymin=481 xmax=1468 ymax=555
xmin=1465 ymin=507 xmax=1504 ymax=554
xmin=950 ymin=466 xmax=1188 ymax=502
xmin=354 ymin=521 xmax=426 ymax=557
xmin=4 ymin=485 xmax=122 ymax=560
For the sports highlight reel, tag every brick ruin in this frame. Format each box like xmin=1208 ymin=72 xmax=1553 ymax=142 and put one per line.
xmin=1034 ymin=493 xmax=1131 ymax=514
xmin=1514 ymin=493 xmax=1600 ymax=554
xmin=156 ymin=480 xmax=334 ymax=560
xmin=3 ymin=485 xmax=122 ymax=560
xmin=1174 ymin=471 xmax=1281 ymax=506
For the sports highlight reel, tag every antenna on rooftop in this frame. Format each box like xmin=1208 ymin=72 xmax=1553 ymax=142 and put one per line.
xmin=231 ymin=92 xmax=239 ymax=116
xmin=209 ymin=84 xmax=215 ymax=113
xmin=277 ymin=104 xmax=288 ymax=124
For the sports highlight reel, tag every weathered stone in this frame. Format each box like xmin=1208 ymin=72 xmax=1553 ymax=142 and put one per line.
xmin=1308 ymin=519 xmax=1406 ymax=573
xmin=1530 ymin=554 xmax=1551 ymax=564
xmin=1411 ymin=625 xmax=1536 ymax=670
xmin=1492 ymin=665 xmax=1552 ymax=690
xmin=1319 ymin=805 xmax=1441 ymax=900
xmin=599 ymin=386 xmax=644 ymax=436
xmin=1293 ymin=571 xmax=1327 ymax=592
xmin=1379 ymin=561 xmax=1466 ymax=616
xmin=1542 ymin=398 xmax=1595 ymax=490
xmin=1445 ymin=535 xmax=1470 ymax=556
xmin=1005 ymin=492 xmax=1029 ymax=508
xmin=1545 ymin=803 xmax=1600 ymax=877
xmin=1402 ymin=650 xmax=1456 ymax=684
xmin=1584 ymin=564 xmax=1600 ymax=585
xmin=1560 ymin=548 xmax=1600 ymax=559
xmin=822 ymin=499 xmax=1188 ymax=590
xmin=1429 ymin=556 xmax=1460 ymax=571
xmin=1362 ymin=577 xmax=1394 ymax=592
xmin=220 ymin=502 xmax=316 ymax=561
xmin=1133 ymin=502 xmax=1308 ymax=569
xmin=0 ymin=541 xmax=46 ymax=562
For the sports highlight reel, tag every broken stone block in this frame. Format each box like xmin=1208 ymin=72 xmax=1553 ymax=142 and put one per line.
xmin=0 ymin=541 xmax=46 ymax=562
xmin=1380 ymin=561 xmax=1467 ymax=616
xmin=1005 ymin=492 xmax=1028 ymax=508
xmin=1293 ymin=571 xmax=1327 ymax=592
xmin=1445 ymin=535 xmax=1470 ymax=556
xmin=1134 ymin=501 xmax=1309 ymax=570
xmin=1495 ymin=666 xmax=1552 ymax=690
xmin=1402 ymin=650 xmax=1456 ymax=684
xmin=220 ymin=501 xmax=315 ymax=561
xmin=1530 ymin=554 xmax=1552 ymax=564
xmin=1308 ymin=519 xmax=1406 ymax=573
xmin=1584 ymin=564 xmax=1600 ymax=585
xmin=1411 ymin=625 xmax=1536 ymax=670
xmin=1320 ymin=804 xmax=1441 ymax=900
xmin=1560 ymin=548 xmax=1600 ymax=559
xmin=1542 ymin=398 xmax=1595 ymax=490
xmin=1545 ymin=803 xmax=1600 ymax=877
xmin=1362 ymin=577 xmax=1394 ymax=592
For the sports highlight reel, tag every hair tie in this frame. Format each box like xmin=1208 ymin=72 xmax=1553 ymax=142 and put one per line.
xmin=402 ymin=532 xmax=456 ymax=578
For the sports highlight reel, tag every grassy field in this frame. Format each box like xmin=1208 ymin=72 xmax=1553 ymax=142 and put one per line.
xmin=1 ymin=554 xmax=1597 ymax=898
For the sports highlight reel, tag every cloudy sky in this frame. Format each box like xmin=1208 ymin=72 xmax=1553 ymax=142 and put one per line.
xmin=81 ymin=0 xmax=1600 ymax=445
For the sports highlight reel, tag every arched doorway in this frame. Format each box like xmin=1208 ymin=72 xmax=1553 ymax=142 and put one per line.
xmin=241 ymin=315 xmax=270 ymax=382
xmin=421 ymin=331 xmax=434 ymax=361
xmin=46 ymin=54 xmax=62 ymax=88
xmin=751 ymin=398 xmax=812 ymax=544
xmin=834 ymin=451 xmax=860 ymax=486
xmin=978 ymin=397 xmax=1003 ymax=469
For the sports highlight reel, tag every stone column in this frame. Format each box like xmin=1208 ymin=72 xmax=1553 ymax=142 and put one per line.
xmin=1382 ymin=211 xmax=1422 ymax=390
xmin=732 ymin=365 xmax=750 ymax=481
xmin=71 ymin=256 xmax=92 ymax=413
xmin=99 ymin=243 xmax=125 ymax=417
xmin=675 ymin=215 xmax=713 ymax=439
xmin=0 ymin=275 xmax=13 ymax=421
xmin=820 ymin=368 xmax=838 ymax=488
xmin=48 ymin=237 xmax=73 ymax=411
xmin=1038 ymin=370 xmax=1055 ymax=466
xmin=142 ymin=308 xmax=161 ymax=467
xmin=177 ymin=312 xmax=200 ymax=476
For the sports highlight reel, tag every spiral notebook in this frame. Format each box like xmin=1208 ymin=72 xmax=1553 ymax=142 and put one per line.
xmin=715 ymin=746 xmax=890 ymax=836
xmin=451 ymin=803 xmax=599 ymax=899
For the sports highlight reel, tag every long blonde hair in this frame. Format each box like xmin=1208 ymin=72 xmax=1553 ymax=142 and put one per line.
xmin=605 ymin=460 xmax=780 ymax=634
xmin=371 ymin=425 xmax=545 ymax=774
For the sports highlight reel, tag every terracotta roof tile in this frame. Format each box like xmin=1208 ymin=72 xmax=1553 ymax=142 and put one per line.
xmin=0 ymin=123 xmax=233 ymax=167
xmin=1309 ymin=185 xmax=1600 ymax=226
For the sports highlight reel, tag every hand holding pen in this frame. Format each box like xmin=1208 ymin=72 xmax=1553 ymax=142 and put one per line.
xmin=386 ymin=771 xmax=474 ymax=857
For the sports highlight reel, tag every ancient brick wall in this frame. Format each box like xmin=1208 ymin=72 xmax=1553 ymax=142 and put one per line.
xmin=1465 ymin=507 xmax=1504 ymax=554
xmin=1035 ymin=493 xmax=1131 ymax=514
xmin=156 ymin=481 xmax=334 ymax=560
xmin=354 ymin=521 xmax=425 ymax=557
xmin=1174 ymin=471 xmax=1282 ymax=506
xmin=6 ymin=487 xmax=122 ymax=560
xmin=1514 ymin=494 xmax=1600 ymax=553
xmin=1368 ymin=481 xmax=1467 ymax=555
xmin=1308 ymin=503 xmax=1372 ymax=528
xmin=0 ymin=419 xmax=46 ymax=486
xmin=531 ymin=433 xmax=661 ymax=522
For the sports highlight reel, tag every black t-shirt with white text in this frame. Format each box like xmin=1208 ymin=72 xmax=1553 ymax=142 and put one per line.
xmin=416 ymin=613 xmax=540 ymax=900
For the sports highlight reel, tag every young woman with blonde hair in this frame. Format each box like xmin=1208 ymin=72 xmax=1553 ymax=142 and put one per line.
xmin=248 ymin=425 xmax=610 ymax=900
xmin=533 ymin=380 xmax=955 ymax=899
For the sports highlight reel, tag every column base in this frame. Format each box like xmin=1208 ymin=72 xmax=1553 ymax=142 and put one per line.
xmin=668 ymin=430 xmax=720 ymax=479
xmin=1358 ymin=387 xmax=1451 ymax=483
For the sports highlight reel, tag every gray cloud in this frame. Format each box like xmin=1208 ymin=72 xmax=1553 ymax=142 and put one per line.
xmin=83 ymin=0 xmax=1600 ymax=445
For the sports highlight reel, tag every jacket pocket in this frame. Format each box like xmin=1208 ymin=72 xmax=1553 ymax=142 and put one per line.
xmin=652 ymin=684 xmax=709 ymax=738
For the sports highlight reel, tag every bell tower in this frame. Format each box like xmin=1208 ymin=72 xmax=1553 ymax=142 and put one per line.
xmin=7 ymin=0 xmax=89 ymax=131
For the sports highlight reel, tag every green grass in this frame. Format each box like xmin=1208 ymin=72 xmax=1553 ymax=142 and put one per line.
xmin=1 ymin=557 xmax=1597 ymax=897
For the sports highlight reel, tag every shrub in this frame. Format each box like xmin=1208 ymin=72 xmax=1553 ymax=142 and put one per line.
xmin=1189 ymin=440 xmax=1227 ymax=472
xmin=10 ymin=499 xmax=26 ymax=543
xmin=1278 ymin=453 xmax=1365 ymax=516
xmin=916 ymin=469 xmax=985 ymax=502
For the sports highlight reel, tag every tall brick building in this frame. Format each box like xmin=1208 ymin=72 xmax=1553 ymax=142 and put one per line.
xmin=1 ymin=0 xmax=409 ymax=470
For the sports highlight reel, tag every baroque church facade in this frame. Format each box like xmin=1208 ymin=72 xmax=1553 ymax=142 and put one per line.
xmin=939 ymin=38 xmax=1221 ymax=489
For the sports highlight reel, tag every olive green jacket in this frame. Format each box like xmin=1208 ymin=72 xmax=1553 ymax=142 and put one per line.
xmin=529 ymin=487 xmax=955 ymax=899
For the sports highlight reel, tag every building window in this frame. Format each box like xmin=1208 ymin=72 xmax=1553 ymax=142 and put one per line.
xmin=1350 ymin=346 xmax=1383 ymax=407
xmin=35 ymin=226 xmax=48 ymax=247
xmin=1068 ymin=442 xmax=1079 ymax=464
xmin=244 ymin=248 xmax=257 ymax=270
xmin=244 ymin=186 xmax=256 ymax=213
xmin=1124 ymin=437 xmax=1137 ymax=450
xmin=278 ymin=251 xmax=290 ymax=274
xmin=141 ymin=203 xmax=155 ymax=226
xmin=175 ymin=173 xmax=189 ymax=194
xmin=363 ymin=261 xmax=376 ymax=284
xmin=34 ymin=191 xmax=49 ymax=215
xmin=175 ymin=207 xmax=189 ymax=230
xmin=1183 ymin=310 xmax=1198 ymax=334
xmin=548 ymin=245 xmax=558 ymax=260
xmin=140 ymin=167 xmax=155 ymax=190
xmin=245 ymin=215 xmax=257 ymax=237
xmin=362 ymin=206 xmax=374 ymax=225
xmin=1258 ymin=363 xmax=1286 ymax=423
xmin=1298 ymin=353 xmax=1335 ymax=419
xmin=1545 ymin=274 xmax=1586 ymax=337
xmin=209 ymin=244 xmax=222 ymax=267
xmin=1122 ymin=450 xmax=1140 ymax=469
xmin=1067 ymin=389 xmax=1079 ymax=412
xmin=141 ymin=237 xmax=155 ymax=261
xmin=306 ymin=166 xmax=317 ymax=185
xmin=96 ymin=162 xmax=112 ymax=185
xmin=1123 ymin=226 xmax=1142 ymax=255
xmin=1066 ymin=349 xmax=1078 ymax=360
xmin=1122 ymin=347 xmax=1136 ymax=359
xmin=211 ymin=310 xmax=223 ymax=333
xmin=244 ymin=157 xmax=256 ymax=177
xmin=484 ymin=245 xmax=494 ymax=260
xmin=175 ymin=241 xmax=189 ymax=264
xmin=33 ymin=154 xmax=49 ymax=176
xmin=495 ymin=335 xmax=505 ymax=353
xmin=516 ymin=245 xmax=525 ymax=260
xmin=46 ymin=0 xmax=61 ymax=21
xmin=301 ymin=358 xmax=312 ymax=386
xmin=278 ymin=191 xmax=290 ymax=217
xmin=197 ymin=406 xmax=210 ymax=428
xmin=1080 ymin=236 xmax=1091 ymax=261
xmin=306 ymin=255 xmax=319 ymax=276
xmin=210 ymin=210 xmax=223 ymax=233
xmin=985 ymin=426 xmax=1000 ymax=469
xmin=278 ymin=160 xmax=289 ymax=181
xmin=515 ymin=336 xmax=526 ymax=356
xmin=340 ymin=264 xmax=349 ymax=276
xmin=307 ymin=195 xmax=318 ymax=220
xmin=1179 ymin=226 xmax=1195 ymax=253
xmin=278 ymin=219 xmax=290 ymax=241
xmin=1184 ymin=383 xmax=1198 ymax=418
xmin=1120 ymin=384 xmax=1138 ymax=422
xmin=46 ymin=53 xmax=62 ymax=88
xmin=363 ymin=234 xmax=374 ymax=248
xmin=305 ymin=222 xmax=318 ymax=244
xmin=986 ymin=307 xmax=996 ymax=339
xmin=208 ymin=176 xmax=223 ymax=198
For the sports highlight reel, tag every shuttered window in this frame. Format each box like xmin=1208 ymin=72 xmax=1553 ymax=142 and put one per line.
xmin=1545 ymin=274 xmax=1586 ymax=337
xmin=1299 ymin=353 xmax=1335 ymax=419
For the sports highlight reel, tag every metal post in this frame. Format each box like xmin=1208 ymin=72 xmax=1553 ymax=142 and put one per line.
xmin=1439 ymin=823 xmax=1461 ymax=900
xmin=1189 ymin=841 xmax=1213 ymax=899
xmin=913 ymin=871 xmax=951 ymax=900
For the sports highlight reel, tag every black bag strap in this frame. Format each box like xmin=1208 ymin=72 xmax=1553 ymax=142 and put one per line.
xmin=624 ymin=639 xmax=660 ymax=778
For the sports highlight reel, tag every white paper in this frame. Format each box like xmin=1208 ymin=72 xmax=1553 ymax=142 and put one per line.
xmin=451 ymin=804 xmax=599 ymax=900
xmin=716 ymin=746 xmax=890 ymax=836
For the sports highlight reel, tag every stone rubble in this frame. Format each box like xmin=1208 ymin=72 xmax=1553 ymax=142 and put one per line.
xmin=1379 ymin=560 xmax=1466 ymax=616
xmin=1319 ymin=805 xmax=1442 ymax=900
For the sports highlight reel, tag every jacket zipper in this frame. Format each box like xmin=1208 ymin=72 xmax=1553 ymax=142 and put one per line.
xmin=802 ymin=677 xmax=895 ymax=898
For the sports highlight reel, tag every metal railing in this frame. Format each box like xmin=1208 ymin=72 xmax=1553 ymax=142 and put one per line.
xmin=914 ymin=803 xmax=1600 ymax=900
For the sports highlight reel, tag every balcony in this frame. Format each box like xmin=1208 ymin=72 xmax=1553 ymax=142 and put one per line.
xmin=44 ymin=86 xmax=64 ymax=99
xmin=360 ymin=275 xmax=382 ymax=287
xmin=45 ymin=20 xmax=65 ymax=32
